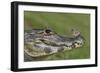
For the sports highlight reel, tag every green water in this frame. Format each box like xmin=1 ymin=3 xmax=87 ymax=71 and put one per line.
xmin=24 ymin=11 xmax=90 ymax=61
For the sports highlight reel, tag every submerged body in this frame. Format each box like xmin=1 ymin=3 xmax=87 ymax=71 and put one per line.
xmin=24 ymin=29 xmax=84 ymax=57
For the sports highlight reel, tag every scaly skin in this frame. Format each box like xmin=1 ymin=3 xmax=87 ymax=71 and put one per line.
xmin=24 ymin=29 xmax=84 ymax=57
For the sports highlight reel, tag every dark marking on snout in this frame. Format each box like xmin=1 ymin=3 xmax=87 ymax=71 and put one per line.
xmin=57 ymin=48 xmax=64 ymax=52
xmin=44 ymin=47 xmax=52 ymax=53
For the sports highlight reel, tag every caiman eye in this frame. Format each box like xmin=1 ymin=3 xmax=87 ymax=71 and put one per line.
xmin=45 ymin=29 xmax=51 ymax=33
